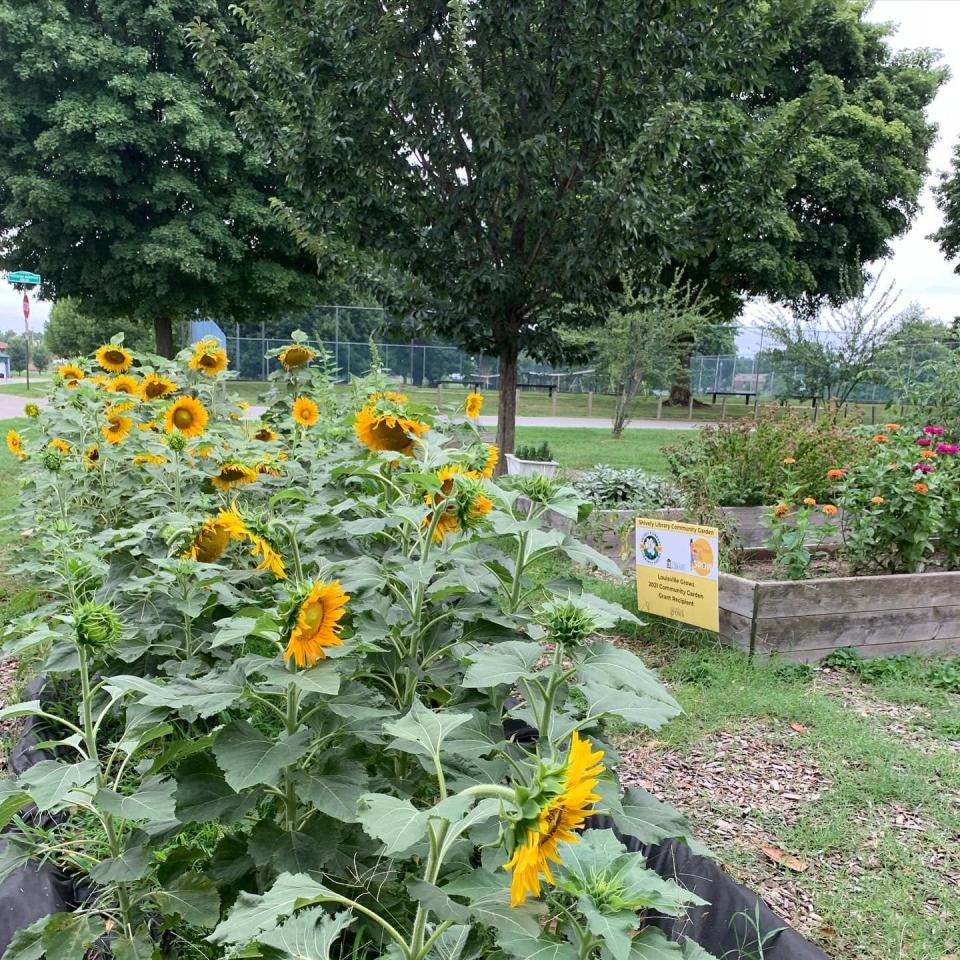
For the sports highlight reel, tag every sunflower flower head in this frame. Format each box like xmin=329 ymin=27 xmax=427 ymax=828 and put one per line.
xmin=6 ymin=430 xmax=26 ymax=461
xmin=354 ymin=395 xmax=430 ymax=455
xmin=48 ymin=439 xmax=71 ymax=455
xmin=504 ymin=732 xmax=605 ymax=906
xmin=24 ymin=403 xmax=40 ymax=419
xmin=187 ymin=337 xmax=229 ymax=377
xmin=278 ymin=343 xmax=316 ymax=370
xmin=102 ymin=408 xmax=133 ymax=445
xmin=140 ymin=373 xmax=177 ymax=400
xmin=292 ymin=396 xmax=320 ymax=427
xmin=107 ymin=374 xmax=140 ymax=396
xmin=284 ymin=579 xmax=349 ymax=667
xmin=253 ymin=424 xmax=279 ymax=442
xmin=165 ymin=396 xmax=209 ymax=437
xmin=465 ymin=392 xmax=484 ymax=418
xmin=75 ymin=601 xmax=123 ymax=650
xmin=84 ymin=444 xmax=100 ymax=469
xmin=95 ymin=343 xmax=133 ymax=373
xmin=211 ymin=461 xmax=258 ymax=492
xmin=58 ymin=363 xmax=85 ymax=387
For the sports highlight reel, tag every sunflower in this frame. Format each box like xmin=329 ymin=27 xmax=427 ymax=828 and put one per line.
xmin=48 ymin=439 xmax=71 ymax=455
xmin=187 ymin=517 xmax=233 ymax=564
xmin=187 ymin=339 xmax=228 ymax=377
xmin=285 ymin=580 xmax=349 ymax=667
xmin=6 ymin=429 xmax=26 ymax=461
xmin=140 ymin=374 xmax=177 ymax=400
xmin=482 ymin=444 xmax=499 ymax=479
xmin=253 ymin=425 xmax=279 ymax=442
xmin=504 ymin=732 xmax=604 ymax=906
xmin=211 ymin=462 xmax=258 ymax=491
xmin=278 ymin=344 xmax=316 ymax=369
xmin=24 ymin=403 xmax=40 ymax=418
xmin=102 ymin=411 xmax=133 ymax=445
xmin=465 ymin=392 xmax=484 ymax=418
xmin=354 ymin=406 xmax=429 ymax=455
xmin=132 ymin=452 xmax=168 ymax=466
xmin=95 ymin=344 xmax=133 ymax=373
xmin=164 ymin=396 xmax=209 ymax=437
xmin=469 ymin=491 xmax=494 ymax=519
xmin=85 ymin=444 xmax=100 ymax=468
xmin=292 ymin=396 xmax=320 ymax=427
xmin=107 ymin=374 xmax=140 ymax=396
xmin=368 ymin=390 xmax=409 ymax=404
xmin=423 ymin=465 xmax=464 ymax=542
xmin=58 ymin=363 xmax=86 ymax=386
xmin=247 ymin=531 xmax=286 ymax=579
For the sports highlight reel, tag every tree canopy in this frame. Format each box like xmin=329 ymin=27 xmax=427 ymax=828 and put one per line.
xmin=191 ymin=0 xmax=838 ymax=454
xmin=0 ymin=0 xmax=327 ymax=357
xmin=934 ymin=140 xmax=960 ymax=274
xmin=44 ymin=298 xmax=156 ymax=359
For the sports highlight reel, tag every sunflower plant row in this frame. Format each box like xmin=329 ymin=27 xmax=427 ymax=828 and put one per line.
xmin=1 ymin=332 xmax=709 ymax=960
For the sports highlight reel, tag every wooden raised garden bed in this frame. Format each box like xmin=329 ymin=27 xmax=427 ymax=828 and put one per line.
xmin=719 ymin=569 xmax=960 ymax=662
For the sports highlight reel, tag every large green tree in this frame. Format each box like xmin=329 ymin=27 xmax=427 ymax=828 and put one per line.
xmin=0 ymin=0 xmax=327 ymax=358
xmin=934 ymin=141 xmax=960 ymax=272
xmin=191 ymin=0 xmax=836 ymax=455
xmin=44 ymin=297 xmax=156 ymax=359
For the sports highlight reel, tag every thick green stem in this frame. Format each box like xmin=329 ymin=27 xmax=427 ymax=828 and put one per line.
xmin=508 ymin=532 xmax=528 ymax=612
xmin=283 ymin=675 xmax=300 ymax=830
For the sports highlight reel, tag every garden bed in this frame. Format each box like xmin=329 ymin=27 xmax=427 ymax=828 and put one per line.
xmin=719 ymin=568 xmax=960 ymax=662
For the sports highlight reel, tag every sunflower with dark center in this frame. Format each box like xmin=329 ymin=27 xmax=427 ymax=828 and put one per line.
xmin=354 ymin=405 xmax=429 ymax=455
xmin=253 ymin=425 xmax=279 ymax=442
xmin=58 ymin=363 xmax=85 ymax=387
xmin=95 ymin=344 xmax=133 ymax=373
xmin=211 ymin=462 xmax=258 ymax=491
xmin=292 ymin=396 xmax=319 ymax=427
xmin=140 ymin=374 xmax=177 ymax=400
xmin=188 ymin=340 xmax=229 ymax=376
xmin=102 ymin=411 xmax=133 ymax=445
xmin=284 ymin=580 xmax=349 ymax=667
xmin=278 ymin=344 xmax=316 ymax=369
xmin=164 ymin=396 xmax=209 ymax=437
xmin=84 ymin=444 xmax=100 ymax=468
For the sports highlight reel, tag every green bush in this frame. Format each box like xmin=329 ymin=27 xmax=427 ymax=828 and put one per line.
xmin=574 ymin=465 xmax=680 ymax=509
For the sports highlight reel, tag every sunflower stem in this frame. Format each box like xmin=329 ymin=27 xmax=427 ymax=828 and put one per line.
xmin=508 ymin=531 xmax=529 ymax=613
xmin=283 ymin=668 xmax=300 ymax=831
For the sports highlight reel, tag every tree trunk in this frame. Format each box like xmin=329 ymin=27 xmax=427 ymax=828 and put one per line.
xmin=495 ymin=343 xmax=518 ymax=475
xmin=612 ymin=375 xmax=641 ymax=439
xmin=154 ymin=317 xmax=175 ymax=359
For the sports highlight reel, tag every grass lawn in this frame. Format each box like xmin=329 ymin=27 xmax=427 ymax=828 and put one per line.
xmin=0 ymin=418 xmax=40 ymax=624
xmin=0 ymin=381 xmax=50 ymax=396
xmin=514 ymin=426 xmax=683 ymax=473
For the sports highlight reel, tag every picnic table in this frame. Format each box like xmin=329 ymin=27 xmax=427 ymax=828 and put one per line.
xmin=711 ymin=390 xmax=756 ymax=404
xmin=435 ymin=379 xmax=483 ymax=390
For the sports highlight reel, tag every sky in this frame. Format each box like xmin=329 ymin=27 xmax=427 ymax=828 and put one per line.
xmin=1 ymin=0 xmax=959 ymax=339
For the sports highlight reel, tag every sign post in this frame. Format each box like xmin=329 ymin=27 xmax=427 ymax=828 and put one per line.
xmin=6 ymin=272 xmax=41 ymax=389
xmin=635 ymin=517 xmax=720 ymax=632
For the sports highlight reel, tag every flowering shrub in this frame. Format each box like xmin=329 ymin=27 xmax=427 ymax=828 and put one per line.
xmin=0 ymin=333 xmax=706 ymax=959
xmin=764 ymin=499 xmax=838 ymax=580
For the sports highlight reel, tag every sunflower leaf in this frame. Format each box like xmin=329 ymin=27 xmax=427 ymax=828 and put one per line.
xmin=260 ymin=907 xmax=355 ymax=960
xmin=461 ymin=641 xmax=542 ymax=688
xmin=356 ymin=793 xmax=429 ymax=854
xmin=213 ymin=720 xmax=312 ymax=790
xmin=383 ymin=698 xmax=471 ymax=760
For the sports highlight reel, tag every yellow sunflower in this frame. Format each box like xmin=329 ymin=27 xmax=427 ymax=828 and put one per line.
xmin=58 ymin=363 xmax=85 ymax=387
xmin=504 ymin=732 xmax=605 ymax=906
xmin=354 ymin=406 xmax=429 ymax=455
xmin=278 ymin=344 xmax=316 ymax=369
xmin=95 ymin=344 xmax=133 ymax=373
xmin=132 ymin=452 xmax=168 ymax=466
xmin=48 ymin=439 xmax=71 ymax=455
xmin=423 ymin=464 xmax=465 ymax=542
xmin=107 ymin=374 xmax=140 ymax=395
xmin=102 ymin=411 xmax=133 ymax=445
xmin=470 ymin=492 xmax=494 ymax=519
xmin=6 ymin=429 xmax=26 ymax=461
xmin=368 ymin=390 xmax=409 ymax=404
xmin=140 ymin=374 xmax=177 ymax=400
xmin=24 ymin=403 xmax=40 ymax=418
xmin=284 ymin=580 xmax=349 ymax=667
xmin=482 ymin=444 xmax=499 ymax=479
xmin=211 ymin=462 xmax=258 ymax=492
xmin=84 ymin=444 xmax=100 ymax=469
xmin=465 ymin=392 xmax=484 ymax=418
xmin=187 ymin=339 xmax=228 ymax=377
xmin=164 ymin=396 xmax=209 ymax=437
xmin=292 ymin=396 xmax=319 ymax=427
xmin=246 ymin=531 xmax=286 ymax=579
xmin=253 ymin=425 xmax=279 ymax=442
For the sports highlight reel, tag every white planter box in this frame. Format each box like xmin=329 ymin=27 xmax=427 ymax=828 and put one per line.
xmin=505 ymin=453 xmax=559 ymax=478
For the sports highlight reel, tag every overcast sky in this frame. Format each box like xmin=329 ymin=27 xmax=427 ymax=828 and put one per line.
xmin=2 ymin=0 xmax=959 ymax=337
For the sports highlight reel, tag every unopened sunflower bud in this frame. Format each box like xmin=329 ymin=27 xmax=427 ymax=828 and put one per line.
xmin=167 ymin=432 xmax=187 ymax=453
xmin=41 ymin=449 xmax=63 ymax=472
xmin=75 ymin=601 xmax=122 ymax=650
xmin=538 ymin=597 xmax=598 ymax=648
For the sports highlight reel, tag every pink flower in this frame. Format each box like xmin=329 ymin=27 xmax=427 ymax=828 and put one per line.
xmin=913 ymin=462 xmax=935 ymax=474
xmin=936 ymin=443 xmax=959 ymax=455
xmin=923 ymin=425 xmax=945 ymax=436
xmin=916 ymin=437 xmax=932 ymax=447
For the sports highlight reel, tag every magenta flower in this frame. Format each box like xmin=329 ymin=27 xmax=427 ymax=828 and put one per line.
xmin=923 ymin=425 xmax=945 ymax=436
xmin=936 ymin=443 xmax=959 ymax=455
xmin=913 ymin=462 xmax=935 ymax=474
xmin=916 ymin=437 xmax=932 ymax=447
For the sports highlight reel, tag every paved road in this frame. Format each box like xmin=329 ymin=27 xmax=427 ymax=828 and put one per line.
xmin=0 ymin=393 xmax=699 ymax=431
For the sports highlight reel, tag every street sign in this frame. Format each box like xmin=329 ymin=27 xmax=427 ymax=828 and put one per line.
xmin=7 ymin=271 xmax=41 ymax=284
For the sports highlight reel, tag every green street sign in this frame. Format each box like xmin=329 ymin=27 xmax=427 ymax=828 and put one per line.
xmin=7 ymin=271 xmax=41 ymax=284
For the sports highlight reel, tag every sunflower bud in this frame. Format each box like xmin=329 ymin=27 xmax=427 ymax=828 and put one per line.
xmin=167 ymin=432 xmax=187 ymax=453
xmin=75 ymin=601 xmax=122 ymax=650
xmin=537 ymin=597 xmax=598 ymax=648
xmin=24 ymin=403 xmax=40 ymax=419
xmin=41 ymin=449 xmax=63 ymax=472
xmin=513 ymin=474 xmax=557 ymax=504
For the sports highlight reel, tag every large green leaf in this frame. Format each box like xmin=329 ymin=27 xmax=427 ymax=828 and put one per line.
xmin=426 ymin=924 xmax=472 ymax=960
xmin=19 ymin=759 xmax=97 ymax=811
xmin=607 ymin=786 xmax=697 ymax=847
xmin=294 ymin=765 xmax=367 ymax=822
xmin=111 ymin=928 xmax=156 ymax=960
xmin=442 ymin=872 xmax=545 ymax=939
xmin=628 ymin=928 xmax=685 ymax=959
xmin=355 ymin=793 xmax=429 ymax=854
xmin=247 ymin=820 xmax=339 ymax=875
xmin=39 ymin=913 xmax=107 ymax=960
xmin=96 ymin=776 xmax=176 ymax=823
xmin=679 ymin=941 xmax=719 ymax=960
xmin=579 ymin=680 xmax=679 ymax=731
xmin=89 ymin=843 xmax=151 ymax=883
xmin=495 ymin=933 xmax=579 ymax=960
xmin=558 ymin=535 xmax=624 ymax=577
xmin=107 ymin=673 xmax=244 ymax=718
xmin=0 ymin=780 xmax=30 ymax=830
xmin=154 ymin=872 xmax=221 ymax=928
xmin=461 ymin=641 xmax=542 ymax=688
xmin=261 ymin=907 xmax=355 ymax=959
xmin=576 ymin=642 xmax=678 ymax=707
xmin=175 ymin=755 xmax=259 ymax=823
xmin=213 ymin=720 xmax=312 ymax=790
xmin=383 ymin=698 xmax=471 ymax=760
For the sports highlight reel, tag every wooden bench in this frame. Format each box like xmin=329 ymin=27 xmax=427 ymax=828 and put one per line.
xmin=711 ymin=390 xmax=756 ymax=404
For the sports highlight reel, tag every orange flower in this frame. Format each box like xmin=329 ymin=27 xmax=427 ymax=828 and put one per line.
xmin=782 ymin=457 xmax=796 ymax=465
xmin=822 ymin=504 xmax=838 ymax=516
xmin=802 ymin=497 xmax=816 ymax=506
xmin=870 ymin=496 xmax=885 ymax=505
xmin=826 ymin=469 xmax=844 ymax=480
xmin=773 ymin=503 xmax=789 ymax=519
xmin=919 ymin=448 xmax=936 ymax=459
xmin=871 ymin=434 xmax=888 ymax=443
xmin=912 ymin=482 xmax=929 ymax=494
xmin=292 ymin=396 xmax=319 ymax=427
xmin=885 ymin=423 xmax=900 ymax=431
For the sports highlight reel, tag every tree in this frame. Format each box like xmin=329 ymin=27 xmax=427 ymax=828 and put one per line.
xmin=3 ymin=333 xmax=48 ymax=373
xmin=934 ymin=140 xmax=960 ymax=271
xmin=191 ymin=0 xmax=836 ymax=457
xmin=0 ymin=0 xmax=328 ymax=358
xmin=44 ymin=298 xmax=156 ymax=359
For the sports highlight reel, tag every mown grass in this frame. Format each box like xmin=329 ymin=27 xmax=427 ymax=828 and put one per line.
xmin=513 ymin=426 xmax=683 ymax=473
xmin=0 ymin=417 xmax=40 ymax=619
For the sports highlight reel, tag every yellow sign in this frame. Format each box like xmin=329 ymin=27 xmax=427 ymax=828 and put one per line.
xmin=635 ymin=517 xmax=719 ymax=631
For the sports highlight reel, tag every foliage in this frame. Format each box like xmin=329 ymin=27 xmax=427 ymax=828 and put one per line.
xmin=933 ymin=137 xmax=960 ymax=273
xmin=575 ymin=467 xmax=680 ymax=510
xmin=888 ymin=341 xmax=960 ymax=437
xmin=513 ymin=442 xmax=554 ymax=463
xmin=665 ymin=409 xmax=871 ymax=507
xmin=188 ymin=0 xmax=840 ymax=456
xmin=1 ymin=334 xmax=49 ymax=373
xmin=764 ymin=501 xmax=838 ymax=581
xmin=0 ymin=0 xmax=326 ymax=356
xmin=44 ymin=298 xmax=156 ymax=359
xmin=0 ymin=342 xmax=710 ymax=960
xmin=823 ymin=647 xmax=960 ymax=694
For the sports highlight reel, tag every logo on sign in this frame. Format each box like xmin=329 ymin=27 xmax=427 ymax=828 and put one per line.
xmin=639 ymin=532 xmax=662 ymax=563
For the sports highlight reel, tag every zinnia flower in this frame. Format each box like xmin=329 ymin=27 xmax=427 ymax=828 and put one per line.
xmin=782 ymin=457 xmax=796 ymax=465
xmin=773 ymin=503 xmax=789 ymax=518
xmin=278 ymin=344 xmax=316 ymax=369
xmin=913 ymin=462 xmax=934 ymax=474
xmin=6 ymin=429 xmax=26 ymax=460
xmin=504 ymin=732 xmax=604 ymax=906
xmin=354 ymin=406 xmax=429 ymax=455
xmin=48 ymin=439 xmax=71 ymax=455
xmin=885 ymin=423 xmax=900 ymax=431
xmin=95 ymin=344 xmax=133 ymax=373
xmin=826 ymin=468 xmax=844 ymax=480
xmin=923 ymin=425 xmax=945 ymax=436
xmin=58 ymin=363 xmax=85 ymax=386
xmin=140 ymin=374 xmax=177 ymax=400
xmin=211 ymin=462 xmax=258 ymax=492
xmin=188 ymin=339 xmax=229 ymax=376
xmin=102 ymin=411 xmax=133 ymax=445
xmin=164 ymin=396 xmax=209 ymax=437
xmin=465 ymin=392 xmax=484 ymax=418
xmin=803 ymin=497 xmax=816 ymax=506
xmin=284 ymin=580 xmax=349 ymax=667
xmin=292 ymin=396 xmax=319 ymax=427
xmin=870 ymin=496 xmax=885 ymax=505
xmin=935 ymin=443 xmax=959 ymax=455
xmin=916 ymin=437 xmax=932 ymax=447
xmin=822 ymin=504 xmax=838 ymax=516
xmin=913 ymin=482 xmax=929 ymax=494
xmin=919 ymin=449 xmax=936 ymax=459
xmin=871 ymin=434 xmax=888 ymax=444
